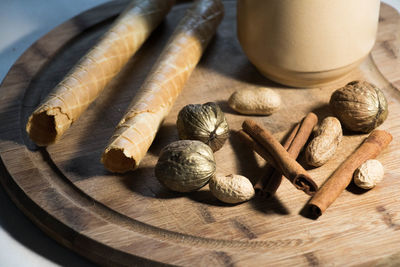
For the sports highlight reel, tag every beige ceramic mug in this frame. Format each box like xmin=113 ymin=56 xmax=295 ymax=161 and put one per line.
xmin=237 ymin=0 xmax=381 ymax=87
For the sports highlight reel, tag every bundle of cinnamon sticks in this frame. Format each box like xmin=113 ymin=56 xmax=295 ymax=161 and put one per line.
xmin=239 ymin=113 xmax=318 ymax=196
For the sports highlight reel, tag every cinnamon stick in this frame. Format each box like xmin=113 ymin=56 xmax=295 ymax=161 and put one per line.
xmin=308 ymin=130 xmax=393 ymax=217
xmin=237 ymin=130 xmax=279 ymax=168
xmin=254 ymin=123 xmax=299 ymax=196
xmin=255 ymin=113 xmax=318 ymax=197
xmin=241 ymin=119 xmax=318 ymax=196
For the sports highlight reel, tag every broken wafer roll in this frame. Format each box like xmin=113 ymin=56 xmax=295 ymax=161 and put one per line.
xmin=308 ymin=130 xmax=392 ymax=217
xmin=241 ymin=119 xmax=318 ymax=196
xmin=26 ymin=0 xmax=175 ymax=146
xmin=101 ymin=0 xmax=224 ymax=173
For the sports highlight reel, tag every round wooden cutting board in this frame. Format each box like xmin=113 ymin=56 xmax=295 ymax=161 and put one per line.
xmin=1 ymin=0 xmax=400 ymax=265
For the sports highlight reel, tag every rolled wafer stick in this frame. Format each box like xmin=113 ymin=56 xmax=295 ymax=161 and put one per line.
xmin=26 ymin=0 xmax=175 ymax=146
xmin=308 ymin=130 xmax=392 ymax=217
xmin=255 ymin=112 xmax=318 ymax=197
xmin=101 ymin=0 xmax=224 ymax=173
xmin=242 ymin=119 xmax=318 ymax=195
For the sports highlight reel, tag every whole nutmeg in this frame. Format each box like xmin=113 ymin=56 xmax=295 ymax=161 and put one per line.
xmin=177 ymin=102 xmax=229 ymax=151
xmin=353 ymin=159 xmax=384 ymax=189
xmin=329 ymin=81 xmax=388 ymax=133
xmin=209 ymin=174 xmax=255 ymax=204
xmin=155 ymin=140 xmax=216 ymax=192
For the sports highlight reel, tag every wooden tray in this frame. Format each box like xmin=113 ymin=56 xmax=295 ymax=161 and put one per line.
xmin=1 ymin=0 xmax=400 ymax=265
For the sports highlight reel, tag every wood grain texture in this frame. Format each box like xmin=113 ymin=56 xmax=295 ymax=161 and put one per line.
xmin=0 ymin=0 xmax=400 ymax=265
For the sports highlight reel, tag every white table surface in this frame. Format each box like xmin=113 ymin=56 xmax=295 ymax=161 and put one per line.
xmin=1 ymin=0 xmax=399 ymax=266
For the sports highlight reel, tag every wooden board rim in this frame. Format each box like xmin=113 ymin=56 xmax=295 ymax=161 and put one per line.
xmin=0 ymin=0 xmax=399 ymax=266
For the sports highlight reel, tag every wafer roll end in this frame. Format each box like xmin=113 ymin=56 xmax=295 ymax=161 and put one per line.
xmin=101 ymin=147 xmax=138 ymax=173
xmin=26 ymin=107 xmax=72 ymax=146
